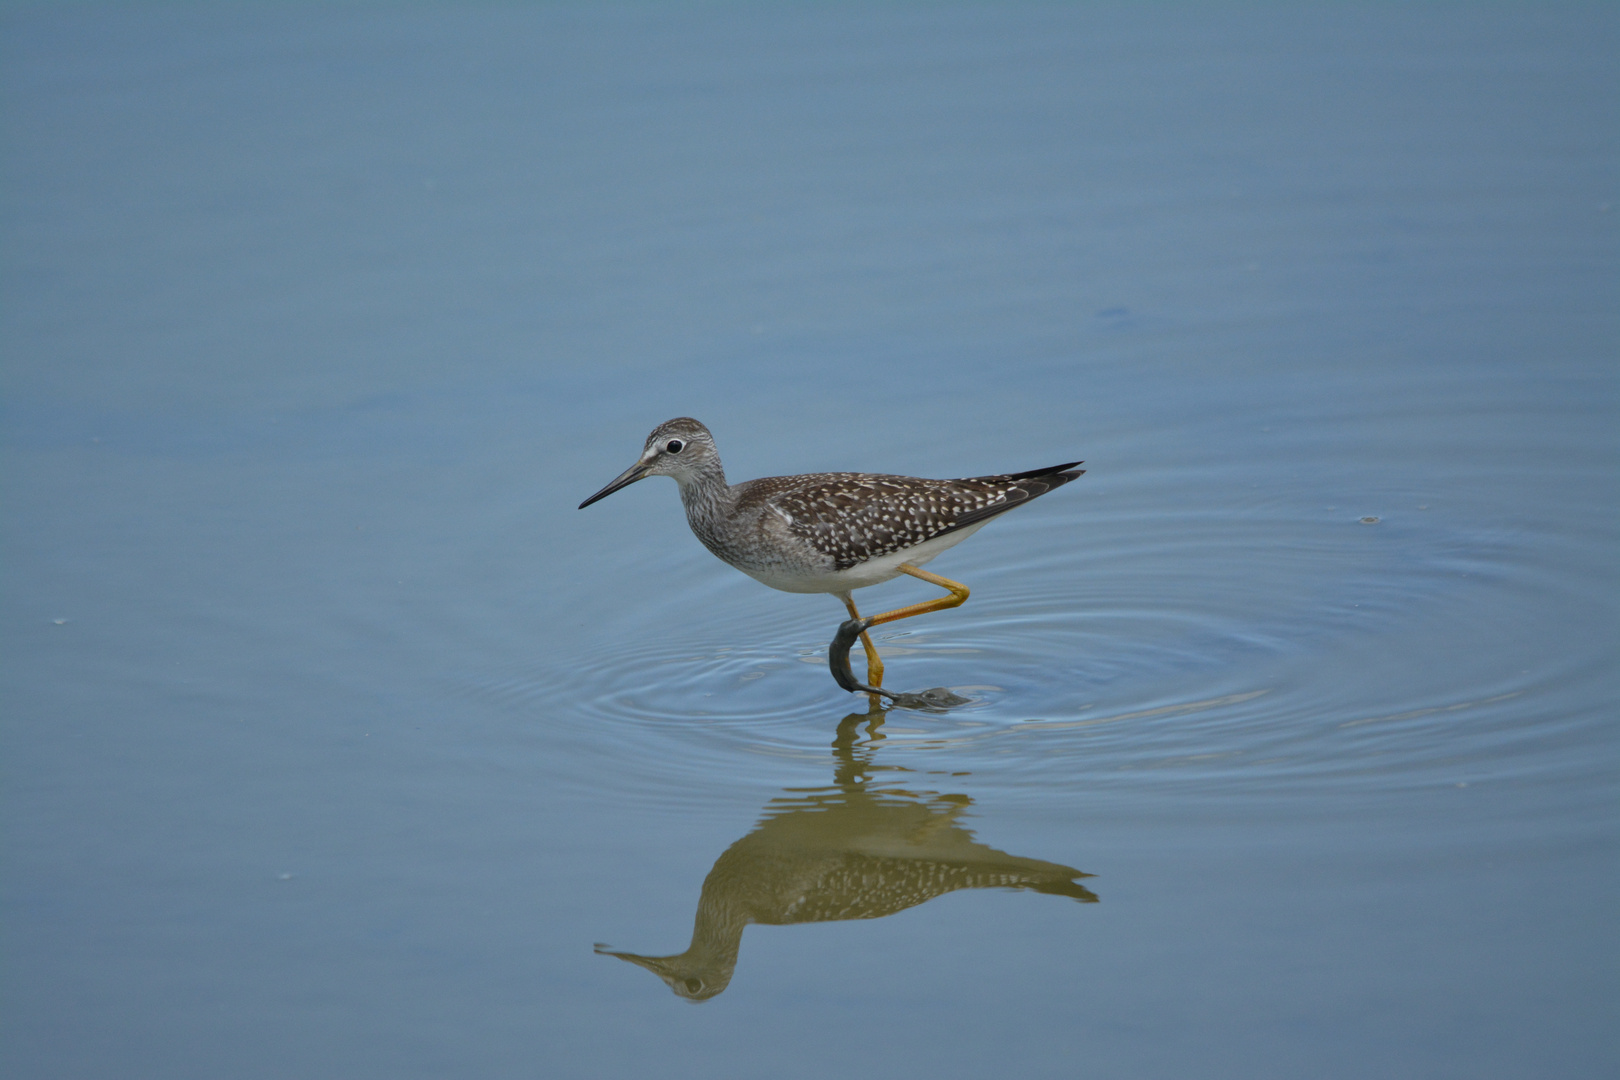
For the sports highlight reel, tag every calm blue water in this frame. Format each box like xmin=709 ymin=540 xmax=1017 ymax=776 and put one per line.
xmin=3 ymin=5 xmax=1615 ymax=1078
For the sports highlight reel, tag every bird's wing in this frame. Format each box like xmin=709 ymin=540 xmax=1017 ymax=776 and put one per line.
xmin=755 ymin=473 xmax=1025 ymax=570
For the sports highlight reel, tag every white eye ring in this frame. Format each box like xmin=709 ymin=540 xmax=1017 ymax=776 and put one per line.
xmin=666 ymin=439 xmax=685 ymax=453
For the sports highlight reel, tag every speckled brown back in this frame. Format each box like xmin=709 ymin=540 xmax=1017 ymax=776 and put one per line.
xmin=735 ymin=463 xmax=1083 ymax=571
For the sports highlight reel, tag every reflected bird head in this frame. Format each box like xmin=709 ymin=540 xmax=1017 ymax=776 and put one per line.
xmin=594 ymin=943 xmax=732 ymax=1002
xmin=578 ymin=418 xmax=721 ymax=508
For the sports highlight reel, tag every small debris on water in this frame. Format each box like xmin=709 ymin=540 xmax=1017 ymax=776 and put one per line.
xmin=888 ymin=687 xmax=973 ymax=711
xmin=1360 ymin=516 xmax=1380 ymax=524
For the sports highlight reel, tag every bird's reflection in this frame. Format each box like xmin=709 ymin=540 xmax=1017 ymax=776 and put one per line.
xmin=596 ymin=707 xmax=1097 ymax=1000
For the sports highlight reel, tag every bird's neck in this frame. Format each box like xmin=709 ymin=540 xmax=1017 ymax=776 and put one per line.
xmin=676 ymin=463 xmax=732 ymax=540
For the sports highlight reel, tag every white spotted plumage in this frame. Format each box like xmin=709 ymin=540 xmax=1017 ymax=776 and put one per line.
xmin=579 ymin=418 xmax=1083 ymax=598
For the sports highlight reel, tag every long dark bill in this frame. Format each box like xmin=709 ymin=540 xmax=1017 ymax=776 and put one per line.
xmin=577 ymin=461 xmax=651 ymax=509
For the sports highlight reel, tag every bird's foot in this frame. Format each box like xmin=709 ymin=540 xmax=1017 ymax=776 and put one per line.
xmin=827 ymin=619 xmax=972 ymax=710
xmin=887 ymin=687 xmax=972 ymax=711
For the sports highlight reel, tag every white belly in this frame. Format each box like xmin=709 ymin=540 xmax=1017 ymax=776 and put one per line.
xmin=738 ymin=520 xmax=990 ymax=595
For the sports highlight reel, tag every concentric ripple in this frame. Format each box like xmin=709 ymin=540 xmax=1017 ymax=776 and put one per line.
xmin=456 ymin=483 xmax=1611 ymax=810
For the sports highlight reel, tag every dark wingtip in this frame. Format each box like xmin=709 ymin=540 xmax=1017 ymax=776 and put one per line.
xmin=935 ymin=459 xmax=1085 ymax=534
xmin=1002 ymin=461 xmax=1084 ymax=482
xmin=1032 ymin=878 xmax=1100 ymax=903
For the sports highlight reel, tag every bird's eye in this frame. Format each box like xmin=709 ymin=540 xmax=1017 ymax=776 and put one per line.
xmin=666 ymin=440 xmax=685 ymax=454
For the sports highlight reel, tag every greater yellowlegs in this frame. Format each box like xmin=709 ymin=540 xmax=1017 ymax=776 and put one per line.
xmin=578 ymin=417 xmax=1083 ymax=701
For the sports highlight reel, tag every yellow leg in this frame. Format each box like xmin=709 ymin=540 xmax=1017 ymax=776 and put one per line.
xmin=863 ymin=565 xmax=971 ymax=628
xmin=840 ymin=595 xmax=885 ymax=688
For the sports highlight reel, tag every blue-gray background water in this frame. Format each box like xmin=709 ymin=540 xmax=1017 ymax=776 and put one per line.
xmin=3 ymin=4 xmax=1615 ymax=1077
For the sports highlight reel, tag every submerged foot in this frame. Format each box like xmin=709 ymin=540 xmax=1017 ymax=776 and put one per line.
xmin=826 ymin=618 xmax=971 ymax=710
xmin=829 ymin=617 xmax=892 ymax=698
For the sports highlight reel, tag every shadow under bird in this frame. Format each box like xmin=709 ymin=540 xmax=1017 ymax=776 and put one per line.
xmin=578 ymin=418 xmax=1083 ymax=702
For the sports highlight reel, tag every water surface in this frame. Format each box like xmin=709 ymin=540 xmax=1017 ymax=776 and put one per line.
xmin=2 ymin=5 xmax=1615 ymax=1078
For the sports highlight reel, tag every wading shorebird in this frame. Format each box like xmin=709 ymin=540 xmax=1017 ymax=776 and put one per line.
xmin=578 ymin=418 xmax=1082 ymax=702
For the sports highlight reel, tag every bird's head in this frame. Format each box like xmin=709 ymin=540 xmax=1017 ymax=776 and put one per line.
xmin=578 ymin=417 xmax=721 ymax=508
